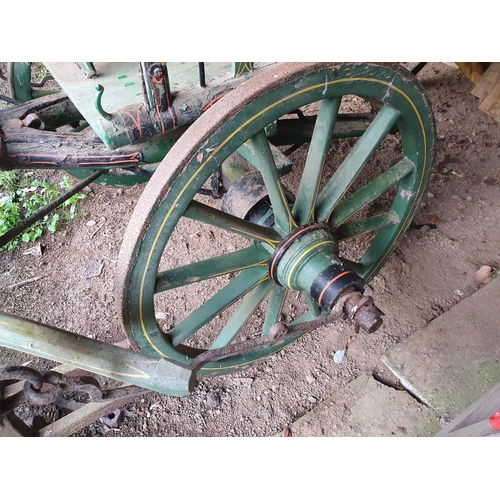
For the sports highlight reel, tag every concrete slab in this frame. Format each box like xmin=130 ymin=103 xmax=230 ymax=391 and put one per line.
xmin=382 ymin=278 xmax=500 ymax=421
xmin=288 ymin=373 xmax=441 ymax=437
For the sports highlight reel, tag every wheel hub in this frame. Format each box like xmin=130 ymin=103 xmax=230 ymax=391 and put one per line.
xmin=268 ymin=222 xmax=365 ymax=311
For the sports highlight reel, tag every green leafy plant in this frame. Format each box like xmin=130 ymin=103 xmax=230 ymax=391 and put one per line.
xmin=0 ymin=171 xmax=19 ymax=192
xmin=0 ymin=171 xmax=87 ymax=251
xmin=32 ymin=63 xmax=48 ymax=80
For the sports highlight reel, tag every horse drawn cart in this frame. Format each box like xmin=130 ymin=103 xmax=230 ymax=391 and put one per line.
xmin=0 ymin=62 xmax=436 ymax=435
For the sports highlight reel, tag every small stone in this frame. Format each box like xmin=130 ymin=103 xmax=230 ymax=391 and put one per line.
xmin=86 ymin=220 xmax=97 ymax=226
xmin=333 ymin=350 xmax=346 ymax=364
xmin=257 ymin=410 xmax=271 ymax=420
xmin=426 ymin=192 xmax=435 ymax=198
xmin=234 ymin=377 xmax=254 ymax=386
xmin=308 ymin=396 xmax=317 ymax=403
xmin=81 ymin=260 xmax=104 ymax=279
xmin=22 ymin=243 xmax=43 ymax=256
xmin=206 ymin=392 xmax=220 ymax=408
xmin=473 ymin=266 xmax=493 ymax=286
xmin=306 ymin=374 xmax=315 ymax=384
xmin=100 ymin=409 xmax=123 ymax=428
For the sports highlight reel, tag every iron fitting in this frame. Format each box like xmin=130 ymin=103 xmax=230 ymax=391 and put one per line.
xmin=310 ymin=265 xmax=365 ymax=311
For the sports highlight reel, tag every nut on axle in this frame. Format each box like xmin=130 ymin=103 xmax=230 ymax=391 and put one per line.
xmin=342 ymin=292 xmax=384 ymax=334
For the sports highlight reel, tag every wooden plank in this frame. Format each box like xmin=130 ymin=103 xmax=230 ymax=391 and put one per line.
xmin=0 ymin=413 xmax=34 ymax=437
xmin=436 ymin=381 xmax=500 ymax=436
xmin=438 ymin=417 xmax=499 ymax=437
xmin=457 ymin=62 xmax=490 ymax=87
xmin=478 ymin=71 xmax=500 ymax=121
xmin=382 ymin=279 xmax=500 ymax=420
xmin=471 ymin=62 xmax=500 ymax=99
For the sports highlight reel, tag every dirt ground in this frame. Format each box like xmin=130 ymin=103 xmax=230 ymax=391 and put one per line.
xmin=1 ymin=62 xmax=499 ymax=437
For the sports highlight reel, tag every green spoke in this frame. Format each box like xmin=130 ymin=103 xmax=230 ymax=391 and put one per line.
xmin=316 ymin=105 xmax=401 ymax=222
xmin=184 ymin=200 xmax=281 ymax=248
xmin=335 ymin=211 xmax=400 ymax=242
xmin=155 ymin=245 xmax=270 ymax=293
xmin=261 ymin=285 xmax=287 ymax=336
xmin=236 ymin=141 xmax=292 ymax=177
xmin=246 ymin=130 xmax=297 ymax=235
xmin=168 ymin=266 xmax=268 ymax=346
xmin=292 ymin=97 xmax=341 ymax=224
xmin=329 ymin=157 xmax=415 ymax=227
xmin=338 ymin=257 xmax=367 ymax=277
xmin=210 ymin=278 xmax=274 ymax=349
xmin=289 ymin=307 xmax=328 ymax=327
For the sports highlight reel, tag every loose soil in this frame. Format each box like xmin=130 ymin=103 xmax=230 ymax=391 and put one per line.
xmin=1 ymin=62 xmax=499 ymax=437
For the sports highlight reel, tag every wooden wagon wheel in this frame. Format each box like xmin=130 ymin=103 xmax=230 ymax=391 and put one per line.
xmin=115 ymin=62 xmax=435 ymax=375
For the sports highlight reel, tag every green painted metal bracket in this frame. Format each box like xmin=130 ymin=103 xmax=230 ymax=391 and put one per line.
xmin=9 ymin=62 xmax=32 ymax=102
xmin=94 ymin=84 xmax=113 ymax=121
xmin=0 ymin=312 xmax=196 ymax=397
xmin=232 ymin=62 xmax=254 ymax=77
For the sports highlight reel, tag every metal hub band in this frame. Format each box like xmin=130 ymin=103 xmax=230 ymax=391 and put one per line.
xmin=268 ymin=222 xmax=365 ymax=310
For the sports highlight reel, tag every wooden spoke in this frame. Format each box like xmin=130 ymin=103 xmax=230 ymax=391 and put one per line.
xmin=316 ymin=105 xmax=401 ymax=222
xmin=184 ymin=199 xmax=281 ymax=248
xmin=261 ymin=285 xmax=287 ymax=336
xmin=329 ymin=157 xmax=415 ymax=227
xmin=335 ymin=211 xmax=400 ymax=242
xmin=155 ymin=245 xmax=270 ymax=293
xmin=210 ymin=278 xmax=274 ymax=349
xmin=247 ymin=130 xmax=297 ymax=235
xmin=168 ymin=266 xmax=268 ymax=346
xmin=292 ymin=97 xmax=341 ymax=224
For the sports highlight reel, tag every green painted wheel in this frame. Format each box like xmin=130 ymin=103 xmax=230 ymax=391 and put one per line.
xmin=115 ymin=62 xmax=435 ymax=376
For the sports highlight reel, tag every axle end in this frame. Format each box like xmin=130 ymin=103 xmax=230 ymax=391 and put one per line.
xmin=343 ymin=293 xmax=384 ymax=333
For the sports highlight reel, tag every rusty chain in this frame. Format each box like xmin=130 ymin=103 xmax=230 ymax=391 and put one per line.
xmin=0 ymin=365 xmax=149 ymax=406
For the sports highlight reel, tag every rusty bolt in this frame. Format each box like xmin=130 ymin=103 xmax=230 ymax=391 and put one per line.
xmin=343 ymin=294 xmax=384 ymax=333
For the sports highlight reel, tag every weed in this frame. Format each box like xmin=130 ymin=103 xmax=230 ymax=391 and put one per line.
xmin=31 ymin=63 xmax=47 ymax=81
xmin=0 ymin=171 xmax=19 ymax=192
xmin=0 ymin=171 xmax=87 ymax=251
